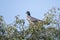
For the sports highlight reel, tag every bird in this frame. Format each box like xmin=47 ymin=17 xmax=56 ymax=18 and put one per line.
xmin=26 ymin=11 xmax=50 ymax=25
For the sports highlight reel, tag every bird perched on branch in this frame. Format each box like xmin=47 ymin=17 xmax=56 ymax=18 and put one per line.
xmin=26 ymin=11 xmax=50 ymax=25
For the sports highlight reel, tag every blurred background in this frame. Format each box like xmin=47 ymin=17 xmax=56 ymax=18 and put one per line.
xmin=0 ymin=0 xmax=60 ymax=24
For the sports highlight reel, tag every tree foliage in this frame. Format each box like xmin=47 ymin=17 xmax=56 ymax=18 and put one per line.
xmin=0 ymin=8 xmax=60 ymax=40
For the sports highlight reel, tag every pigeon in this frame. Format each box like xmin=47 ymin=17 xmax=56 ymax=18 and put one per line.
xmin=26 ymin=11 xmax=50 ymax=25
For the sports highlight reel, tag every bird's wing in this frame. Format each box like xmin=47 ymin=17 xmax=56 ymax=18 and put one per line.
xmin=30 ymin=16 xmax=42 ymax=22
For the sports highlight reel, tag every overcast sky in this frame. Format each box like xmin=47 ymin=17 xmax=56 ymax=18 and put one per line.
xmin=0 ymin=0 xmax=60 ymax=24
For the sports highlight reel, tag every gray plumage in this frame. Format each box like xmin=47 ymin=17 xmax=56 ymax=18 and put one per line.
xmin=26 ymin=11 xmax=50 ymax=25
xmin=26 ymin=11 xmax=43 ymax=23
xmin=28 ymin=16 xmax=41 ymax=22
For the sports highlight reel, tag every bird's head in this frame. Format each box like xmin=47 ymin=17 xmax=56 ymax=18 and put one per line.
xmin=26 ymin=11 xmax=31 ymax=16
